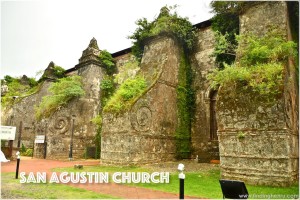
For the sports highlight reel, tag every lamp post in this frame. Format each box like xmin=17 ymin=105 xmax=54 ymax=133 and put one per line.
xmin=178 ymin=163 xmax=185 ymax=199
xmin=15 ymin=151 xmax=20 ymax=179
xmin=69 ymin=115 xmax=76 ymax=161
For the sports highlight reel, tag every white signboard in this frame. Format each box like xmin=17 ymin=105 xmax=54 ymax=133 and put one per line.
xmin=35 ymin=135 xmax=45 ymax=143
xmin=0 ymin=126 xmax=16 ymax=140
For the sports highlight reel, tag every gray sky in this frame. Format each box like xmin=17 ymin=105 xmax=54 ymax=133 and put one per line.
xmin=1 ymin=0 xmax=214 ymax=79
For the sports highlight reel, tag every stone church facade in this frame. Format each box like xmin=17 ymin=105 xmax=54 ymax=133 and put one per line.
xmin=1 ymin=2 xmax=298 ymax=186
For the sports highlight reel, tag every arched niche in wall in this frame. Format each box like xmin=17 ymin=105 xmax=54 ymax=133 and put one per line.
xmin=209 ymin=90 xmax=218 ymax=140
xmin=205 ymin=86 xmax=218 ymax=141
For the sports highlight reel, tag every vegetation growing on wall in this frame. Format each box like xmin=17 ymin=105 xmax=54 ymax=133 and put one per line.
xmin=35 ymin=75 xmax=85 ymax=120
xmin=93 ymin=50 xmax=117 ymax=155
xmin=38 ymin=65 xmax=66 ymax=82
xmin=100 ymin=77 xmax=115 ymax=107
xmin=175 ymin=51 xmax=194 ymax=159
xmin=127 ymin=6 xmax=196 ymax=158
xmin=210 ymin=1 xmax=265 ymax=68
xmin=210 ymin=1 xmax=240 ymax=68
xmin=53 ymin=66 xmax=66 ymax=78
xmin=128 ymin=5 xmax=197 ymax=61
xmin=1 ymin=75 xmax=40 ymax=108
xmin=99 ymin=50 xmax=116 ymax=75
xmin=103 ymin=76 xmax=147 ymax=114
xmin=208 ymin=28 xmax=298 ymax=101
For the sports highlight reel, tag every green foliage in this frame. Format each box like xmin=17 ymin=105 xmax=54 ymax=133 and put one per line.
xmin=208 ymin=29 xmax=298 ymax=100
xmin=21 ymin=149 xmax=33 ymax=157
xmin=129 ymin=18 xmax=152 ymax=60
xmin=53 ymin=66 xmax=65 ymax=78
xmin=91 ymin=115 xmax=102 ymax=127
xmin=99 ymin=50 xmax=116 ymax=74
xmin=211 ymin=31 xmax=237 ymax=68
xmin=1 ymin=76 xmax=40 ymax=108
xmin=35 ymin=76 xmax=85 ymax=120
xmin=175 ymin=51 xmax=194 ymax=159
xmin=25 ymin=149 xmax=33 ymax=156
xmin=237 ymin=29 xmax=298 ymax=66
xmin=128 ymin=5 xmax=196 ymax=157
xmin=100 ymin=78 xmax=114 ymax=92
xmin=237 ymin=131 xmax=246 ymax=139
xmin=94 ymin=50 xmax=116 ymax=157
xmin=4 ymin=75 xmax=15 ymax=84
xmin=100 ymin=77 xmax=115 ymax=107
xmin=128 ymin=5 xmax=197 ymax=61
xmin=21 ymin=143 xmax=27 ymax=153
xmin=103 ymin=76 xmax=147 ymax=114
xmin=28 ymin=77 xmax=38 ymax=87
xmin=20 ymin=144 xmax=33 ymax=156
xmin=210 ymin=1 xmax=240 ymax=68
xmin=38 ymin=65 xmax=66 ymax=82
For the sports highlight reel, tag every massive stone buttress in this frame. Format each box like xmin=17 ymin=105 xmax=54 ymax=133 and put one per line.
xmin=217 ymin=2 xmax=299 ymax=186
xmin=101 ymin=34 xmax=184 ymax=165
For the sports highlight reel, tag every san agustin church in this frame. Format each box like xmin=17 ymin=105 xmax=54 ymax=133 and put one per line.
xmin=1 ymin=2 xmax=298 ymax=187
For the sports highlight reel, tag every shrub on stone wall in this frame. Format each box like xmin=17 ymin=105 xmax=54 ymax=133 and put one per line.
xmin=128 ymin=5 xmax=196 ymax=61
xmin=1 ymin=76 xmax=40 ymax=108
xmin=103 ymin=76 xmax=147 ymax=114
xmin=210 ymin=1 xmax=264 ymax=68
xmin=98 ymin=50 xmax=116 ymax=74
xmin=35 ymin=75 xmax=85 ymax=120
xmin=208 ymin=28 xmax=298 ymax=101
xmin=53 ymin=66 xmax=66 ymax=78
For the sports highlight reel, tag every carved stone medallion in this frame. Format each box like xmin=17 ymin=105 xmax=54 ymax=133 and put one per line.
xmin=49 ymin=116 xmax=70 ymax=134
xmin=131 ymin=106 xmax=152 ymax=131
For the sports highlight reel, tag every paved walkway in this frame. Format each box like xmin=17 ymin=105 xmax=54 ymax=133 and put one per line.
xmin=1 ymin=157 xmax=201 ymax=199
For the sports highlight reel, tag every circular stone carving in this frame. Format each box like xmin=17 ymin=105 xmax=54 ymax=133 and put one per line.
xmin=49 ymin=116 xmax=70 ymax=134
xmin=131 ymin=106 xmax=152 ymax=131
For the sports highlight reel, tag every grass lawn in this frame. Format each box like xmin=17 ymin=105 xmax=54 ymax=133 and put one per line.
xmin=1 ymin=172 xmax=118 ymax=199
xmin=53 ymin=165 xmax=299 ymax=199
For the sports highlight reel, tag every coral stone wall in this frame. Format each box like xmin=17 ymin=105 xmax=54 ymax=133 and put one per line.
xmin=1 ymin=39 xmax=105 ymax=159
xmin=1 ymin=80 xmax=52 ymax=158
xmin=218 ymin=2 xmax=299 ymax=186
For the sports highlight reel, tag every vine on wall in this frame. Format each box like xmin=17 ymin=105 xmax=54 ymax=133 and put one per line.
xmin=175 ymin=51 xmax=194 ymax=159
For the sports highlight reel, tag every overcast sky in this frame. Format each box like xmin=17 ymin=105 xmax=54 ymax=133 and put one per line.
xmin=1 ymin=0 xmax=214 ymax=79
